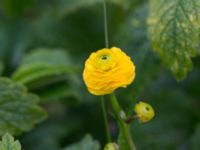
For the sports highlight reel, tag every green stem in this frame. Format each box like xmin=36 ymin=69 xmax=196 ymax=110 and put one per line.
xmin=103 ymin=0 xmax=109 ymax=48
xmin=110 ymin=93 xmax=136 ymax=150
xmin=101 ymin=96 xmax=112 ymax=142
xmin=101 ymin=0 xmax=111 ymax=143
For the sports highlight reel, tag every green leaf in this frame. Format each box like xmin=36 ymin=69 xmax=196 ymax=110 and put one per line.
xmin=0 ymin=77 xmax=47 ymax=135
xmin=12 ymin=48 xmax=77 ymax=84
xmin=12 ymin=48 xmax=81 ymax=102
xmin=0 ymin=133 xmax=22 ymax=150
xmin=63 ymin=134 xmax=100 ymax=150
xmin=148 ymin=0 xmax=200 ymax=80
xmin=12 ymin=48 xmax=79 ymax=86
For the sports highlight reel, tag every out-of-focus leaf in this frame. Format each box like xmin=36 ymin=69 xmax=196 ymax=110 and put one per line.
xmin=63 ymin=134 xmax=100 ymax=150
xmin=148 ymin=0 xmax=200 ymax=80
xmin=0 ymin=133 xmax=22 ymax=150
xmin=0 ymin=77 xmax=47 ymax=135
xmin=12 ymin=48 xmax=77 ymax=85
xmin=37 ymin=83 xmax=74 ymax=102
xmin=190 ymin=124 xmax=200 ymax=150
xmin=58 ymin=0 xmax=136 ymax=17
xmin=1 ymin=0 xmax=38 ymax=17
xmin=12 ymin=49 xmax=80 ymax=102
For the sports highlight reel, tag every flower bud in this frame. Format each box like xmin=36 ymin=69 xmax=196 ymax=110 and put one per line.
xmin=134 ymin=101 xmax=155 ymax=123
xmin=104 ymin=143 xmax=119 ymax=150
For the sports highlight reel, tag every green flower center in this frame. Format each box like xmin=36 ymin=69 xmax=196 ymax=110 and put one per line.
xmin=95 ymin=53 xmax=115 ymax=71
xmin=100 ymin=54 xmax=110 ymax=60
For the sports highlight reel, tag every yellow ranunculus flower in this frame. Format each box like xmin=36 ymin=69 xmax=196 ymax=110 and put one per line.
xmin=134 ymin=101 xmax=155 ymax=123
xmin=83 ymin=47 xmax=135 ymax=95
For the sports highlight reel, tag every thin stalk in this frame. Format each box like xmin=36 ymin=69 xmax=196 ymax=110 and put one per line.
xmin=101 ymin=96 xmax=111 ymax=142
xmin=101 ymin=0 xmax=111 ymax=143
xmin=110 ymin=93 xmax=136 ymax=150
xmin=103 ymin=0 xmax=109 ymax=48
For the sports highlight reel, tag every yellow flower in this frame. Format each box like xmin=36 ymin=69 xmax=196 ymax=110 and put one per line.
xmin=134 ymin=101 xmax=155 ymax=123
xmin=83 ymin=47 xmax=135 ymax=95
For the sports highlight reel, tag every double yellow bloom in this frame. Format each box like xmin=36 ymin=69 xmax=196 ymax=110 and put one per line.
xmin=83 ymin=47 xmax=135 ymax=95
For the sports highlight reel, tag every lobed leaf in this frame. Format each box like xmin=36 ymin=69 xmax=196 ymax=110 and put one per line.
xmin=148 ymin=0 xmax=200 ymax=80
xmin=0 ymin=78 xmax=47 ymax=135
xmin=0 ymin=133 xmax=22 ymax=150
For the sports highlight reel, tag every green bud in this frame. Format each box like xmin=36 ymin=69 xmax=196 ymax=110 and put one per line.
xmin=104 ymin=143 xmax=119 ymax=150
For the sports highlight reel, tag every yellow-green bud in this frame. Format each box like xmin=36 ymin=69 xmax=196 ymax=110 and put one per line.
xmin=134 ymin=101 xmax=155 ymax=123
xmin=104 ymin=143 xmax=119 ymax=150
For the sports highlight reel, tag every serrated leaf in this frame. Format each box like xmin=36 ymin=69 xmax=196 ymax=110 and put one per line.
xmin=148 ymin=0 xmax=200 ymax=80
xmin=63 ymin=134 xmax=100 ymax=150
xmin=0 ymin=133 xmax=22 ymax=150
xmin=0 ymin=78 xmax=47 ymax=135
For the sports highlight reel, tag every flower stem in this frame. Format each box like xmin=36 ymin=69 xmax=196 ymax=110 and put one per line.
xmin=103 ymin=0 xmax=109 ymax=48
xmin=102 ymin=0 xmax=111 ymax=143
xmin=110 ymin=93 xmax=136 ymax=150
xmin=101 ymin=96 xmax=112 ymax=142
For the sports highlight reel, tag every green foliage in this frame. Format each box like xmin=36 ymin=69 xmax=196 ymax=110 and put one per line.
xmin=148 ymin=0 xmax=200 ymax=80
xmin=132 ymin=89 xmax=195 ymax=150
xmin=0 ymin=63 xmax=3 ymax=76
xmin=0 ymin=78 xmax=46 ymax=135
xmin=12 ymin=48 xmax=76 ymax=85
xmin=12 ymin=49 xmax=80 ymax=102
xmin=0 ymin=133 xmax=22 ymax=150
xmin=1 ymin=0 xmax=38 ymax=18
xmin=190 ymin=124 xmax=200 ymax=150
xmin=115 ymin=4 xmax=162 ymax=102
xmin=58 ymin=0 xmax=135 ymax=17
xmin=63 ymin=135 xmax=100 ymax=150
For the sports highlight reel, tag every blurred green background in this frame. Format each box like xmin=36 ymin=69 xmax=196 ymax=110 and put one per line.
xmin=0 ymin=0 xmax=200 ymax=149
